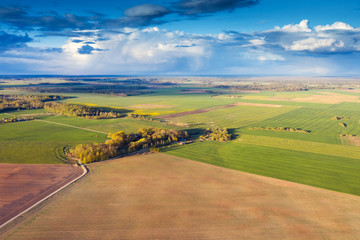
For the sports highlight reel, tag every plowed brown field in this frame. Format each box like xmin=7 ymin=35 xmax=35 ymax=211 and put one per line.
xmin=2 ymin=154 xmax=360 ymax=240
xmin=0 ymin=164 xmax=83 ymax=227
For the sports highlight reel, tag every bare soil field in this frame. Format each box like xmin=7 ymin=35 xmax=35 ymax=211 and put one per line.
xmin=160 ymin=102 xmax=282 ymax=119
xmin=341 ymin=135 xmax=360 ymax=146
xmin=341 ymin=89 xmax=360 ymax=93
xmin=0 ymin=164 xmax=83 ymax=227
xmin=2 ymin=153 xmax=360 ymax=240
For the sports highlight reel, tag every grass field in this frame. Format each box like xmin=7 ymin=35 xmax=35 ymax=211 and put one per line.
xmin=2 ymin=154 xmax=360 ymax=240
xmin=2 ymin=79 xmax=360 ymax=240
xmin=240 ymin=134 xmax=360 ymax=159
xmin=37 ymin=114 xmax=177 ymax=133
xmin=60 ymin=90 xmax=241 ymax=116
xmin=0 ymin=108 xmax=180 ymax=164
xmin=1 ymin=86 xmax=360 ymax=198
xmin=0 ymin=113 xmax=108 ymax=164
xmin=243 ymin=107 xmax=360 ymax=144
xmin=172 ymin=105 xmax=297 ymax=130
xmin=164 ymin=141 xmax=360 ymax=196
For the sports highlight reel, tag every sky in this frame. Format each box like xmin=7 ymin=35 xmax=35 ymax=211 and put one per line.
xmin=1 ymin=0 xmax=360 ymax=75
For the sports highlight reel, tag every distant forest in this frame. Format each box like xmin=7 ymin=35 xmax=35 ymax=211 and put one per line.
xmin=13 ymin=84 xmax=152 ymax=96
xmin=0 ymin=94 xmax=125 ymax=119
xmin=0 ymin=94 xmax=68 ymax=112
xmin=3 ymin=76 xmax=360 ymax=94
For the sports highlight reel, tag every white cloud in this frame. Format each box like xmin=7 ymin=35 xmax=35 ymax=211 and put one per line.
xmin=249 ymin=38 xmax=266 ymax=46
xmin=2 ymin=19 xmax=360 ymax=75
xmin=314 ymin=22 xmax=358 ymax=32
xmin=37 ymin=20 xmax=360 ymax=74
xmin=258 ymin=53 xmax=285 ymax=61
xmin=273 ymin=19 xmax=312 ymax=32
xmin=57 ymin=27 xmax=212 ymax=74
xmin=286 ymin=37 xmax=345 ymax=52
xmin=265 ymin=20 xmax=360 ymax=53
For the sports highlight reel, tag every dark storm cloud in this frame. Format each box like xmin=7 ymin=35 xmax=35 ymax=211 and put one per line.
xmin=0 ymin=1 xmax=260 ymax=32
xmin=0 ymin=31 xmax=32 ymax=52
xmin=77 ymin=44 xmax=104 ymax=54
xmin=175 ymin=0 xmax=259 ymax=15
xmin=105 ymin=1 xmax=260 ymax=27
xmin=0 ymin=5 xmax=94 ymax=31
xmin=38 ymin=30 xmax=99 ymax=38
xmin=103 ymin=4 xmax=171 ymax=28
xmin=0 ymin=4 xmax=172 ymax=32
xmin=124 ymin=4 xmax=170 ymax=19
xmin=43 ymin=47 xmax=63 ymax=53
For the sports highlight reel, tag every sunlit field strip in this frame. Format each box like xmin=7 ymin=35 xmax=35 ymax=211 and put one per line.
xmin=240 ymin=134 xmax=360 ymax=160
xmin=165 ymin=141 xmax=360 ymax=196
xmin=246 ymin=107 xmax=360 ymax=144
xmin=176 ymin=105 xmax=297 ymax=129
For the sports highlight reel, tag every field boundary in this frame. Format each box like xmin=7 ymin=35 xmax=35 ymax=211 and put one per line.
xmin=35 ymin=119 xmax=108 ymax=134
xmin=0 ymin=164 xmax=88 ymax=229
xmin=162 ymin=152 xmax=360 ymax=198
xmin=4 ymin=112 xmax=108 ymax=134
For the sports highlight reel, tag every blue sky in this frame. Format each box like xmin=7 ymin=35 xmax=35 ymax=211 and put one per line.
xmin=1 ymin=0 xmax=360 ymax=75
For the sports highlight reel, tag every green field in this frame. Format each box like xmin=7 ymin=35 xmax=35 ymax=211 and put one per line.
xmin=0 ymin=109 xmax=179 ymax=164
xmin=1 ymin=81 xmax=360 ymax=197
xmin=37 ymin=114 xmax=175 ymax=133
xmin=242 ymin=107 xmax=360 ymax=144
xmin=164 ymin=141 xmax=360 ymax=196
xmin=61 ymin=92 xmax=240 ymax=116
xmin=0 ymin=117 xmax=108 ymax=164
xmin=175 ymin=105 xmax=297 ymax=129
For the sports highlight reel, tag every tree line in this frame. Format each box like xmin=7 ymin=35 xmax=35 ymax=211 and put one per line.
xmin=14 ymin=84 xmax=152 ymax=96
xmin=126 ymin=113 xmax=162 ymax=122
xmin=213 ymin=79 xmax=358 ymax=92
xmin=126 ymin=113 xmax=188 ymax=127
xmin=0 ymin=94 xmax=166 ymax=121
xmin=0 ymin=94 xmax=68 ymax=112
xmin=0 ymin=116 xmax=34 ymax=124
xmin=249 ymin=127 xmax=311 ymax=133
xmin=71 ymin=128 xmax=189 ymax=163
xmin=44 ymin=102 xmax=123 ymax=119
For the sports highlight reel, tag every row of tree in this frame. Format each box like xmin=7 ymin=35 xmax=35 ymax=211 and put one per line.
xmin=44 ymin=102 xmax=123 ymax=119
xmin=0 ymin=116 xmax=34 ymax=124
xmin=0 ymin=94 xmax=68 ymax=112
xmin=126 ymin=113 xmax=161 ymax=122
xmin=15 ymin=84 xmax=151 ymax=96
xmin=249 ymin=127 xmax=311 ymax=133
xmin=71 ymin=128 xmax=189 ymax=163
xmin=126 ymin=113 xmax=188 ymax=127
xmin=214 ymin=79 xmax=351 ymax=92
xmin=199 ymin=128 xmax=232 ymax=142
